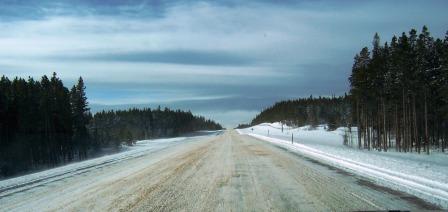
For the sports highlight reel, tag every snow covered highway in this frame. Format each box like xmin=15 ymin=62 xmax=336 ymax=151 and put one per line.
xmin=0 ymin=130 xmax=441 ymax=211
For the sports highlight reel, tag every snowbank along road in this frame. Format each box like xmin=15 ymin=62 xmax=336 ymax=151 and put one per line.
xmin=0 ymin=130 xmax=441 ymax=211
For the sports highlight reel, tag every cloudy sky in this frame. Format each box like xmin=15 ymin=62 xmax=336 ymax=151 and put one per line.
xmin=1 ymin=0 xmax=447 ymax=127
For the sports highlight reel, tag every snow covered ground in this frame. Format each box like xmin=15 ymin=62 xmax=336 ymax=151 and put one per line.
xmin=237 ymin=123 xmax=448 ymax=208
xmin=0 ymin=132 xmax=220 ymax=199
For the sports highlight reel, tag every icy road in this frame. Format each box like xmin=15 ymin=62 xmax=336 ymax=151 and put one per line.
xmin=0 ymin=130 xmax=440 ymax=211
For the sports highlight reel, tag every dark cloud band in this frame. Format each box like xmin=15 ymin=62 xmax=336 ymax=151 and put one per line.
xmin=51 ymin=50 xmax=255 ymax=66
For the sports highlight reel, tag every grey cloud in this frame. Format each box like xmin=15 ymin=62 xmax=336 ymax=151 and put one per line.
xmin=52 ymin=50 xmax=256 ymax=66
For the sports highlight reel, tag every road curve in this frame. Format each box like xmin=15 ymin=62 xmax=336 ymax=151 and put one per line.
xmin=0 ymin=130 xmax=439 ymax=211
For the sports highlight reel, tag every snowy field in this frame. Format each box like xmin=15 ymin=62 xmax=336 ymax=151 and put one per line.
xmin=237 ymin=123 xmax=448 ymax=208
xmin=0 ymin=131 xmax=220 ymax=199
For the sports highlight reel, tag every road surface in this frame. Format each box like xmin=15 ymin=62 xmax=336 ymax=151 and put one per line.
xmin=0 ymin=130 xmax=439 ymax=211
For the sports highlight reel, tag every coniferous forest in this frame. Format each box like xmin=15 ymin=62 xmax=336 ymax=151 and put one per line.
xmin=250 ymin=95 xmax=351 ymax=131
xmin=245 ymin=26 xmax=448 ymax=153
xmin=350 ymin=26 xmax=448 ymax=153
xmin=0 ymin=73 xmax=222 ymax=177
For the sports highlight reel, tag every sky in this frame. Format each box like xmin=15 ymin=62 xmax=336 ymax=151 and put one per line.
xmin=0 ymin=0 xmax=447 ymax=128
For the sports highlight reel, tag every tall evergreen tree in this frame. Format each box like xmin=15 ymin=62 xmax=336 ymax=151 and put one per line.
xmin=70 ymin=77 xmax=90 ymax=159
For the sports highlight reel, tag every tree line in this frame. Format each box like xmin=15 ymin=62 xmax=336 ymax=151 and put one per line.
xmin=250 ymin=95 xmax=351 ymax=131
xmin=90 ymin=107 xmax=222 ymax=147
xmin=0 ymin=73 xmax=222 ymax=177
xmin=349 ymin=26 xmax=448 ymax=153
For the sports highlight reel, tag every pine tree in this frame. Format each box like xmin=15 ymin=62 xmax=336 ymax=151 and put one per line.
xmin=70 ymin=77 xmax=90 ymax=159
